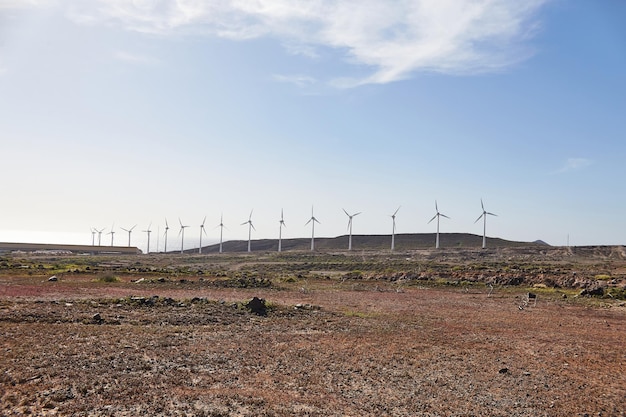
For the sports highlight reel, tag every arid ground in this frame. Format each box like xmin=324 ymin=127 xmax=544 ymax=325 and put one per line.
xmin=1 ymin=247 xmax=625 ymax=416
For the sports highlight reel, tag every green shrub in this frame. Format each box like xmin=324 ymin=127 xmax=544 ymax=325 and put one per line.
xmin=97 ymin=274 xmax=120 ymax=283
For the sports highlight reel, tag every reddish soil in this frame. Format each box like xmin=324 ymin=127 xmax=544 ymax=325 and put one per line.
xmin=1 ymin=252 xmax=625 ymax=416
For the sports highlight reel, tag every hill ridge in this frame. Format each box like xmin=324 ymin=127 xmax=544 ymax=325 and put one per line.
xmin=188 ymin=232 xmax=548 ymax=254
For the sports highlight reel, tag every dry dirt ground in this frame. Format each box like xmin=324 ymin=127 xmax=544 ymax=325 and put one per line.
xmin=1 ymin=250 xmax=625 ymax=416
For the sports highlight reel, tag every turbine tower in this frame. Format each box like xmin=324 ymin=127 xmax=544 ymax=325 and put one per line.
xmin=241 ymin=210 xmax=255 ymax=253
xmin=305 ymin=206 xmax=320 ymax=251
xmin=143 ymin=223 xmax=152 ymax=254
xmin=474 ymin=199 xmax=497 ymax=249
xmin=178 ymin=218 xmax=189 ymax=254
xmin=390 ymin=207 xmax=400 ymax=251
xmin=96 ymin=228 xmax=105 ymax=246
xmin=90 ymin=228 xmax=96 ymax=246
xmin=343 ymin=209 xmax=361 ymax=251
xmin=428 ymin=201 xmax=450 ymax=249
xmin=120 ymin=225 xmax=136 ymax=247
xmin=216 ymin=214 xmax=226 ymax=254
xmin=107 ymin=224 xmax=115 ymax=246
xmin=278 ymin=209 xmax=286 ymax=252
xmin=198 ymin=216 xmax=207 ymax=254
xmin=163 ymin=218 xmax=170 ymax=253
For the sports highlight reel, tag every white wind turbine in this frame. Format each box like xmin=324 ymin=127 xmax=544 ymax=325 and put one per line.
xmin=178 ymin=218 xmax=189 ymax=254
xmin=278 ymin=209 xmax=286 ymax=252
xmin=475 ymin=199 xmax=498 ymax=249
xmin=120 ymin=225 xmax=136 ymax=247
xmin=142 ymin=223 xmax=152 ymax=254
xmin=428 ymin=201 xmax=450 ymax=249
xmin=305 ymin=206 xmax=320 ymax=251
xmin=107 ymin=224 xmax=116 ymax=246
xmin=241 ymin=210 xmax=255 ymax=253
xmin=163 ymin=218 xmax=170 ymax=253
xmin=96 ymin=228 xmax=105 ymax=246
xmin=90 ymin=228 xmax=96 ymax=246
xmin=390 ymin=207 xmax=400 ymax=251
xmin=198 ymin=216 xmax=207 ymax=254
xmin=216 ymin=214 xmax=226 ymax=254
xmin=343 ymin=209 xmax=361 ymax=251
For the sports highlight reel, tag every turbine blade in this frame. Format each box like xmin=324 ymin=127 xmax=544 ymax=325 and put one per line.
xmin=305 ymin=219 xmax=311 ymax=226
xmin=487 ymin=212 xmax=498 ymax=217
xmin=343 ymin=208 xmax=349 ymax=217
xmin=481 ymin=199 xmax=485 ymax=211
xmin=354 ymin=212 xmax=362 ymax=216
xmin=428 ymin=214 xmax=437 ymax=224
xmin=441 ymin=214 xmax=451 ymax=219
xmin=251 ymin=223 xmax=256 ymax=231
xmin=474 ymin=214 xmax=484 ymax=223
xmin=393 ymin=206 xmax=400 ymax=216
xmin=202 ymin=216 xmax=206 ymax=226
xmin=165 ymin=218 xmax=169 ymax=228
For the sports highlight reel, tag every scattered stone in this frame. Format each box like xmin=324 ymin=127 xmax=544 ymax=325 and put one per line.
xmin=133 ymin=278 xmax=145 ymax=283
xmin=48 ymin=276 xmax=58 ymax=282
xmin=562 ymin=293 xmax=568 ymax=299
xmin=498 ymin=367 xmax=509 ymax=374
xmin=92 ymin=313 xmax=104 ymax=324
xmin=580 ymin=287 xmax=604 ymax=297
xmin=246 ymin=297 xmax=267 ymax=316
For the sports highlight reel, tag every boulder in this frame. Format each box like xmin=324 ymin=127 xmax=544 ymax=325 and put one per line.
xmin=246 ymin=297 xmax=267 ymax=316
xmin=580 ymin=287 xmax=604 ymax=297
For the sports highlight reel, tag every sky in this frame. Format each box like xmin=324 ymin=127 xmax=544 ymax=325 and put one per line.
xmin=1 ymin=0 xmax=625 ymax=252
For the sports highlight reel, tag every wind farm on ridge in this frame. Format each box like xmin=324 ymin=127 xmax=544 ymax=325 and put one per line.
xmin=67 ymin=199 xmax=527 ymax=255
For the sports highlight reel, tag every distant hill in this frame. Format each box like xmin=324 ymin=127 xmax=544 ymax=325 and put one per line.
xmin=191 ymin=233 xmax=547 ymax=254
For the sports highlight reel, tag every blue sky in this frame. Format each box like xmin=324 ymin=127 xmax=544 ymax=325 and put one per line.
xmin=1 ymin=0 xmax=625 ymax=251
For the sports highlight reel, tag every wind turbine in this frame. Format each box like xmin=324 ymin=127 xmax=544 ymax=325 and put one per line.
xmin=120 ymin=225 xmax=137 ymax=247
xmin=216 ymin=214 xmax=226 ymax=253
xmin=95 ymin=228 xmax=105 ymax=246
xmin=198 ymin=216 xmax=207 ymax=254
xmin=390 ymin=207 xmax=400 ymax=251
xmin=278 ymin=209 xmax=286 ymax=252
xmin=428 ymin=201 xmax=450 ymax=249
xmin=108 ymin=224 xmax=116 ymax=246
xmin=241 ymin=210 xmax=255 ymax=253
xmin=474 ymin=199 xmax=497 ymax=249
xmin=343 ymin=209 xmax=361 ymax=251
xmin=142 ymin=222 xmax=152 ymax=254
xmin=163 ymin=218 xmax=170 ymax=253
xmin=305 ymin=206 xmax=320 ymax=251
xmin=90 ymin=228 xmax=96 ymax=246
xmin=178 ymin=218 xmax=189 ymax=254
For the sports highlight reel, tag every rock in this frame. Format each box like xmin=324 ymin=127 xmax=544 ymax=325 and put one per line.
xmin=246 ymin=297 xmax=267 ymax=316
xmin=498 ymin=367 xmax=509 ymax=374
xmin=580 ymin=287 xmax=604 ymax=297
xmin=92 ymin=313 xmax=104 ymax=324
xmin=48 ymin=276 xmax=58 ymax=282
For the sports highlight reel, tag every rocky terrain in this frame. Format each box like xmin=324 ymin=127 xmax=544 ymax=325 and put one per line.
xmin=1 ymin=247 xmax=625 ymax=416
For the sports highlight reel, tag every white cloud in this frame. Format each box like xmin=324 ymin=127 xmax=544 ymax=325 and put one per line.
xmin=557 ymin=158 xmax=593 ymax=174
xmin=64 ymin=0 xmax=550 ymax=86
xmin=273 ymin=73 xmax=317 ymax=87
xmin=113 ymin=50 xmax=158 ymax=65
